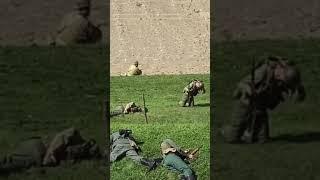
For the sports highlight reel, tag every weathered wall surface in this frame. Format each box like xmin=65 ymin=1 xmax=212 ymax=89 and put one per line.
xmin=111 ymin=0 xmax=210 ymax=75
xmin=214 ymin=0 xmax=320 ymax=41
xmin=0 ymin=0 xmax=108 ymax=45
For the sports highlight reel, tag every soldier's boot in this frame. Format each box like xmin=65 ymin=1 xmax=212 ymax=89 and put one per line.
xmin=140 ymin=158 xmax=156 ymax=170
xmin=180 ymin=174 xmax=196 ymax=180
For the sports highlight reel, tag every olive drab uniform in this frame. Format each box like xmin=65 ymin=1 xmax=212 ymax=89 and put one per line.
xmin=110 ymin=102 xmax=144 ymax=117
xmin=179 ymin=80 xmax=205 ymax=107
xmin=161 ymin=139 xmax=196 ymax=180
xmin=0 ymin=138 xmax=46 ymax=175
xmin=126 ymin=61 xmax=142 ymax=76
xmin=54 ymin=0 xmax=102 ymax=45
xmin=223 ymin=57 xmax=306 ymax=143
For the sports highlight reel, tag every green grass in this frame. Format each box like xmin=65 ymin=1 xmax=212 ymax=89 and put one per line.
xmin=213 ymin=39 xmax=320 ymax=180
xmin=0 ymin=46 xmax=107 ymax=180
xmin=111 ymin=74 xmax=210 ymax=179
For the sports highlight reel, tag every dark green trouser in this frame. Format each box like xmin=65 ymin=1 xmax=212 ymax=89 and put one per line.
xmin=163 ymin=153 xmax=193 ymax=176
xmin=223 ymin=101 xmax=269 ymax=143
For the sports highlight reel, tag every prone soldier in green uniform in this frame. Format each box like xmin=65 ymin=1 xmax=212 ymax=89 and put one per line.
xmin=222 ymin=56 xmax=306 ymax=143
xmin=110 ymin=129 xmax=156 ymax=170
xmin=179 ymin=80 xmax=205 ymax=107
xmin=160 ymin=139 xmax=197 ymax=180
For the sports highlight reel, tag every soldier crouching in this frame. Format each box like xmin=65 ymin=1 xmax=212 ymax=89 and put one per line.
xmin=222 ymin=56 xmax=306 ymax=143
xmin=179 ymin=80 xmax=205 ymax=107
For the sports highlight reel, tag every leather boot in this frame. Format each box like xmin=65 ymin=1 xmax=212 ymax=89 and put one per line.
xmin=140 ymin=158 xmax=156 ymax=170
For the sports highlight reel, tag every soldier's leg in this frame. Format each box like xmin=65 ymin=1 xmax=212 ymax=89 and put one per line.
xmin=179 ymin=93 xmax=189 ymax=107
xmin=110 ymin=106 xmax=124 ymax=117
xmin=222 ymin=101 xmax=251 ymax=143
xmin=125 ymin=149 xmax=143 ymax=163
xmin=189 ymin=96 xmax=194 ymax=107
xmin=163 ymin=153 xmax=194 ymax=177
xmin=126 ymin=150 xmax=155 ymax=169
xmin=255 ymin=111 xmax=269 ymax=143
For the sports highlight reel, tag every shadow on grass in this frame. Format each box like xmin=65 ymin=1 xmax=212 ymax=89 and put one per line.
xmin=194 ymin=103 xmax=210 ymax=107
xmin=272 ymin=132 xmax=320 ymax=143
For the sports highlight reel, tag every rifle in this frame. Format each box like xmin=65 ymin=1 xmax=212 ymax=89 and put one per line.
xmin=186 ymin=145 xmax=202 ymax=160
xmin=249 ymin=58 xmax=257 ymax=143
xmin=142 ymin=94 xmax=148 ymax=124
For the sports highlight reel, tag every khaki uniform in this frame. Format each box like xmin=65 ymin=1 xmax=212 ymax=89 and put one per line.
xmin=179 ymin=80 xmax=205 ymax=107
xmin=223 ymin=59 xmax=306 ymax=143
xmin=55 ymin=12 xmax=102 ymax=45
xmin=110 ymin=102 xmax=143 ymax=117
xmin=126 ymin=64 xmax=142 ymax=76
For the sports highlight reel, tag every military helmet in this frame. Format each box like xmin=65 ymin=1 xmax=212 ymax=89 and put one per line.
xmin=76 ymin=0 xmax=91 ymax=8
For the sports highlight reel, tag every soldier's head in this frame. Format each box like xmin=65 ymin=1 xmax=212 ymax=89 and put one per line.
xmin=195 ymin=81 xmax=205 ymax=93
xmin=133 ymin=61 xmax=139 ymax=67
xmin=75 ymin=0 xmax=91 ymax=18
xmin=119 ymin=129 xmax=132 ymax=137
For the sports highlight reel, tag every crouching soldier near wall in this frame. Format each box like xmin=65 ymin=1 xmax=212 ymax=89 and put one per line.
xmin=179 ymin=80 xmax=205 ymax=107
xmin=222 ymin=56 xmax=306 ymax=143
xmin=161 ymin=139 xmax=197 ymax=180
xmin=110 ymin=129 xmax=156 ymax=170
xmin=0 ymin=127 xmax=100 ymax=175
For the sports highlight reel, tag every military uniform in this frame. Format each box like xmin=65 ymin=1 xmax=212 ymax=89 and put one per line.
xmin=223 ymin=57 xmax=306 ymax=143
xmin=54 ymin=0 xmax=102 ymax=45
xmin=110 ymin=130 xmax=155 ymax=169
xmin=179 ymin=80 xmax=205 ymax=107
xmin=126 ymin=61 xmax=142 ymax=76
xmin=161 ymin=139 xmax=196 ymax=180
xmin=110 ymin=102 xmax=144 ymax=117
xmin=0 ymin=138 xmax=46 ymax=175
xmin=0 ymin=128 xmax=100 ymax=175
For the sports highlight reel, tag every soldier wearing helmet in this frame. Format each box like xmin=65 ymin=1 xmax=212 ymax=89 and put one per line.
xmin=179 ymin=80 xmax=206 ymax=107
xmin=160 ymin=139 xmax=197 ymax=180
xmin=54 ymin=0 xmax=102 ymax=45
xmin=222 ymin=56 xmax=306 ymax=143
xmin=126 ymin=61 xmax=142 ymax=76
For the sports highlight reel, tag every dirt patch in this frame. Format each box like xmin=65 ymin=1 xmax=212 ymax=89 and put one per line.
xmin=110 ymin=0 xmax=210 ymax=76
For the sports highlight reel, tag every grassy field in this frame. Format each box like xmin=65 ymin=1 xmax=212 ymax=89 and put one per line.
xmin=0 ymin=46 xmax=107 ymax=180
xmin=213 ymin=39 xmax=320 ymax=180
xmin=110 ymin=75 xmax=210 ymax=179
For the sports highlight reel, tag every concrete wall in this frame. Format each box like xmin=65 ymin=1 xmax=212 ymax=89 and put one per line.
xmin=110 ymin=0 xmax=210 ymax=75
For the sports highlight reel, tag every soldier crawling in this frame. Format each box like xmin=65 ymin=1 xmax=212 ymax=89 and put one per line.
xmin=179 ymin=80 xmax=205 ymax=107
xmin=0 ymin=127 xmax=100 ymax=175
xmin=161 ymin=139 xmax=198 ymax=180
xmin=110 ymin=102 xmax=147 ymax=117
xmin=110 ymin=129 xmax=156 ymax=170
xmin=222 ymin=56 xmax=306 ymax=143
